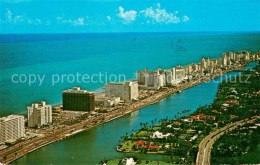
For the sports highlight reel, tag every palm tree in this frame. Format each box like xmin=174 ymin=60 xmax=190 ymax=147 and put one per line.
xmin=144 ymin=122 xmax=148 ymax=128
xmin=174 ymin=115 xmax=177 ymax=120
xmin=151 ymin=120 xmax=154 ymax=126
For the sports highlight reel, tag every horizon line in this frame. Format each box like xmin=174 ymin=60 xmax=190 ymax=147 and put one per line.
xmin=1 ymin=31 xmax=260 ymax=35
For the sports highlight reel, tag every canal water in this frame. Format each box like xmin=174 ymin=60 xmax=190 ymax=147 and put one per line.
xmin=14 ymin=62 xmax=258 ymax=164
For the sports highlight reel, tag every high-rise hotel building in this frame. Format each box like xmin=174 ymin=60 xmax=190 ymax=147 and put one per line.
xmin=27 ymin=101 xmax=52 ymax=128
xmin=0 ymin=115 xmax=25 ymax=143
xmin=105 ymin=81 xmax=139 ymax=102
xmin=62 ymin=87 xmax=95 ymax=111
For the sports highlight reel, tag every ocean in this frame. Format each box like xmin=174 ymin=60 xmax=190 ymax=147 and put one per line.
xmin=0 ymin=32 xmax=260 ymax=116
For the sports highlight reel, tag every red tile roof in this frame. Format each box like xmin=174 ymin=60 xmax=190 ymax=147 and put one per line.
xmin=174 ymin=121 xmax=181 ymax=125
xmin=193 ymin=114 xmax=215 ymax=120
xmin=212 ymin=110 xmax=222 ymax=114
xmin=143 ymin=145 xmax=159 ymax=149
xmin=230 ymin=114 xmax=238 ymax=118
xmin=226 ymin=100 xmax=239 ymax=105
xmin=134 ymin=140 xmax=146 ymax=146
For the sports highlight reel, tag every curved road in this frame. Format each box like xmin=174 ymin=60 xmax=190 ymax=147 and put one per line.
xmin=196 ymin=117 xmax=256 ymax=165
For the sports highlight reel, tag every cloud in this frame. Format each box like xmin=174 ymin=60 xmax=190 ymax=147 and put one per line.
xmin=117 ymin=4 xmax=189 ymax=25
xmin=117 ymin=6 xmax=137 ymax=23
xmin=13 ymin=15 xmax=24 ymax=23
xmin=107 ymin=16 xmax=111 ymax=21
xmin=1 ymin=8 xmax=90 ymax=27
xmin=6 ymin=8 xmax=13 ymax=22
xmin=139 ymin=3 xmax=181 ymax=24
xmin=1 ymin=0 xmax=31 ymax=3
xmin=57 ymin=16 xmax=87 ymax=26
xmin=182 ymin=15 xmax=190 ymax=22
xmin=35 ymin=19 xmax=42 ymax=25
xmin=1 ymin=8 xmax=44 ymax=25
xmin=57 ymin=16 xmax=71 ymax=24
xmin=74 ymin=18 xmax=84 ymax=25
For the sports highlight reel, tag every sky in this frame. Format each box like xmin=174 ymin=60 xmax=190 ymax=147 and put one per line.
xmin=0 ymin=0 xmax=259 ymax=33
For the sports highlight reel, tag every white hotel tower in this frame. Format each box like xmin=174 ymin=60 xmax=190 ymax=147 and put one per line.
xmin=27 ymin=101 xmax=52 ymax=128
xmin=0 ymin=115 xmax=25 ymax=143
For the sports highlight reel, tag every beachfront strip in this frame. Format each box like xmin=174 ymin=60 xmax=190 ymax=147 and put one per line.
xmin=0 ymin=50 xmax=259 ymax=164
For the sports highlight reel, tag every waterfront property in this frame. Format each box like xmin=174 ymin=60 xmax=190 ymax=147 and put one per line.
xmin=95 ymin=96 xmax=121 ymax=108
xmin=62 ymin=87 xmax=95 ymax=111
xmin=60 ymin=110 xmax=89 ymax=119
xmin=105 ymin=81 xmax=139 ymax=102
xmin=137 ymin=50 xmax=258 ymax=90
xmin=0 ymin=115 xmax=25 ymax=144
xmin=137 ymin=68 xmax=166 ymax=89
xmin=27 ymin=101 xmax=52 ymax=128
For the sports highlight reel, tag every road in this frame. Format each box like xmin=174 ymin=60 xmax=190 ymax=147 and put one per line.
xmin=196 ymin=117 xmax=256 ymax=165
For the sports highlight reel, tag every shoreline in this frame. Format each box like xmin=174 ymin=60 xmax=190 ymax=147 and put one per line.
xmin=0 ymin=63 xmax=250 ymax=164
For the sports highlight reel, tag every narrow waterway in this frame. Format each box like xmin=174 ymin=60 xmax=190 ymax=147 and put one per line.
xmin=14 ymin=62 xmax=258 ymax=164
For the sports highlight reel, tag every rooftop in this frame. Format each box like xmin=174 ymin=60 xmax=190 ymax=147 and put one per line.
xmin=63 ymin=87 xmax=94 ymax=94
xmin=0 ymin=115 xmax=24 ymax=121
xmin=106 ymin=81 xmax=137 ymax=86
xmin=28 ymin=101 xmax=51 ymax=108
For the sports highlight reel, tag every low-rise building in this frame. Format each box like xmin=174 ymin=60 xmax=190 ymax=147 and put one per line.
xmin=151 ymin=131 xmax=171 ymax=139
xmin=96 ymin=96 xmax=121 ymax=108
xmin=119 ymin=158 xmax=136 ymax=165
xmin=104 ymin=97 xmax=121 ymax=107
xmin=189 ymin=134 xmax=198 ymax=141
xmin=60 ymin=110 xmax=88 ymax=119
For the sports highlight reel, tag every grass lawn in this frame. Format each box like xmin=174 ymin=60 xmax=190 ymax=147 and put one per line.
xmin=146 ymin=126 xmax=161 ymax=131
xmin=135 ymin=131 xmax=149 ymax=137
xmin=107 ymin=159 xmax=120 ymax=165
xmin=120 ymin=140 xmax=135 ymax=151
xmin=181 ymin=133 xmax=193 ymax=137
xmin=186 ymin=130 xmax=196 ymax=134
xmin=151 ymin=126 xmax=161 ymax=131
xmin=197 ymin=135 xmax=205 ymax=142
